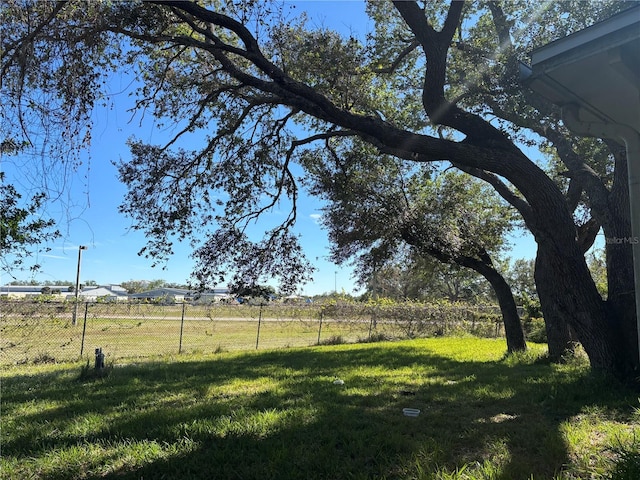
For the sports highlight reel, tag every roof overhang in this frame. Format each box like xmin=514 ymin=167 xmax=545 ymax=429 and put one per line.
xmin=523 ymin=5 xmax=640 ymax=132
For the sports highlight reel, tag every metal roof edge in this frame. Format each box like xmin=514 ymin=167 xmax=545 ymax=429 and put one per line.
xmin=531 ymin=5 xmax=640 ymax=65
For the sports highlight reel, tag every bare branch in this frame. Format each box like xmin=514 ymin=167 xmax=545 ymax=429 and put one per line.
xmin=373 ymin=39 xmax=420 ymax=74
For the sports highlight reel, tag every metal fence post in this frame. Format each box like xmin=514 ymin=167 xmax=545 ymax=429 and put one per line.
xmin=256 ymin=303 xmax=263 ymax=349
xmin=80 ymin=302 xmax=89 ymax=357
xmin=317 ymin=310 xmax=324 ymax=345
xmin=368 ymin=309 xmax=375 ymax=341
xmin=179 ymin=302 xmax=186 ymax=354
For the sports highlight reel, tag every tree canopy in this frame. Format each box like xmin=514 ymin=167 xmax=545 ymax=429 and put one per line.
xmin=302 ymin=144 xmax=513 ymax=289
xmin=0 ymin=172 xmax=60 ymax=276
xmin=2 ymin=0 xmax=636 ymax=378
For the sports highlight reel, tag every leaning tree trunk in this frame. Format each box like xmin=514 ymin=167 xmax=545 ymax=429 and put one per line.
xmin=400 ymin=220 xmax=527 ymax=352
xmin=479 ymin=147 xmax=634 ymax=376
xmin=467 ymin=148 xmax=635 ymax=376
xmin=415 ymin=241 xmax=527 ymax=353
xmin=454 ymin=253 xmax=527 ymax=353
xmin=481 ymin=266 xmax=527 ymax=353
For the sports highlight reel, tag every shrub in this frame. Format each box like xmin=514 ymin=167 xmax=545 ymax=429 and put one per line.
xmin=359 ymin=332 xmax=391 ymax=343
xmin=319 ymin=335 xmax=345 ymax=346
xmin=521 ymin=292 xmax=542 ymax=319
xmin=32 ymin=353 xmax=56 ymax=364
xmin=522 ymin=317 xmax=547 ymax=343
xmin=77 ymin=359 xmax=112 ymax=380
xmin=469 ymin=320 xmax=499 ymax=339
xmin=608 ymin=438 xmax=640 ymax=480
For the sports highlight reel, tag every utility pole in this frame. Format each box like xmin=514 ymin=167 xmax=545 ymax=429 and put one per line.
xmin=72 ymin=245 xmax=87 ymax=326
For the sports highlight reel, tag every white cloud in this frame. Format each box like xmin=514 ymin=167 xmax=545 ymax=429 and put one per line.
xmin=42 ymin=254 xmax=69 ymax=260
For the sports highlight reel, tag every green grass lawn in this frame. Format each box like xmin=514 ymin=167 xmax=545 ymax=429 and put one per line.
xmin=2 ymin=338 xmax=639 ymax=479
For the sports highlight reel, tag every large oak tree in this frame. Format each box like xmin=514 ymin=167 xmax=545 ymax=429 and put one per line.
xmin=1 ymin=0 xmax=636 ymax=379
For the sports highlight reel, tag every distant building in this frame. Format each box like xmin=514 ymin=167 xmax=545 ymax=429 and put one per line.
xmin=68 ymin=285 xmax=129 ymax=302
xmin=0 ymin=284 xmax=233 ymax=303
xmin=0 ymin=285 xmax=73 ymax=299
xmin=191 ymin=288 xmax=233 ymax=304
xmin=129 ymin=287 xmax=191 ymax=303
xmin=281 ymin=295 xmax=311 ymax=304
xmin=1 ymin=284 xmax=128 ymax=302
xmin=129 ymin=287 xmax=232 ymax=303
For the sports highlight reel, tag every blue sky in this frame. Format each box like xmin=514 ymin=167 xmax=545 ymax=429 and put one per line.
xmin=1 ymin=1 xmax=542 ymax=294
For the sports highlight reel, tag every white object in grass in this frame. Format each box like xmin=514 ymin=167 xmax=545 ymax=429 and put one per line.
xmin=403 ymin=408 xmax=420 ymax=417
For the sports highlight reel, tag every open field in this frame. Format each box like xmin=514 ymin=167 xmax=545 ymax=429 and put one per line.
xmin=2 ymin=337 xmax=639 ymax=479
xmin=1 ymin=302 xmax=505 ymax=365
xmin=0 ymin=315 xmax=384 ymax=364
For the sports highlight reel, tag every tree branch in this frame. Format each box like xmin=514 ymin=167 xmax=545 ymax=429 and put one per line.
xmin=576 ymin=217 xmax=601 ymax=254
xmin=1 ymin=0 xmax=67 ymax=80
xmin=373 ymin=39 xmax=420 ymax=74
xmin=451 ymin=162 xmax=534 ymax=224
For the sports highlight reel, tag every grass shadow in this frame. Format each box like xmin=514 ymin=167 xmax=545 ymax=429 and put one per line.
xmin=2 ymin=339 xmax=638 ymax=479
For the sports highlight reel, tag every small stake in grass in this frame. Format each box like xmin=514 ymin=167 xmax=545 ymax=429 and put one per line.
xmin=78 ymin=347 xmax=109 ymax=380
xmin=95 ymin=348 xmax=105 ymax=370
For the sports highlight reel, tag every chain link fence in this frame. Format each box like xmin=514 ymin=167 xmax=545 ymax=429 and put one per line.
xmin=0 ymin=301 xmax=505 ymax=366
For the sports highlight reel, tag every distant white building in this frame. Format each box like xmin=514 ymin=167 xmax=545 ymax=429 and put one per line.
xmin=0 ymin=285 xmax=73 ymax=299
xmin=0 ymin=284 xmax=129 ymax=302
xmin=129 ymin=287 xmax=232 ymax=303
xmin=1 ymin=284 xmax=233 ymax=303
xmin=70 ymin=285 xmax=129 ymax=302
